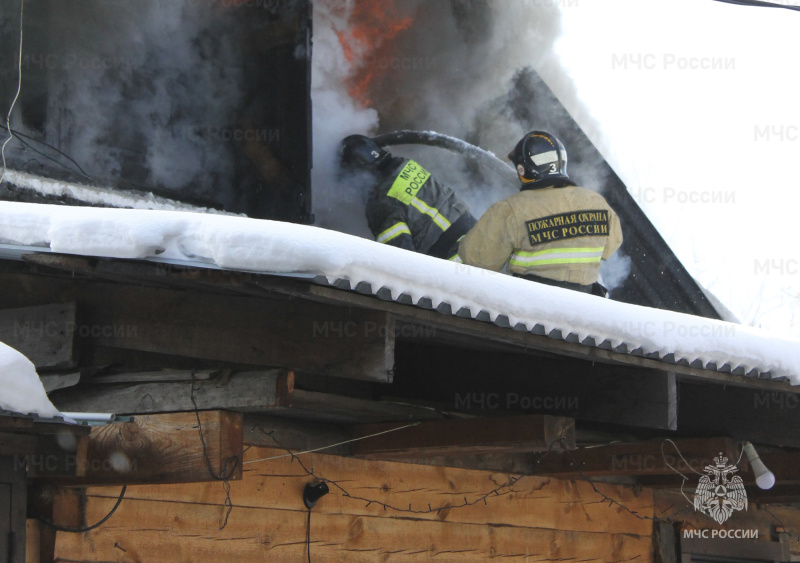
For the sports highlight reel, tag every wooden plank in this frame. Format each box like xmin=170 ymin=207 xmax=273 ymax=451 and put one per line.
xmin=25 ymin=519 xmax=41 ymax=563
xmin=350 ymin=415 xmax=575 ymax=459
xmin=533 ymin=438 xmax=742 ymax=480
xmin=54 ymin=494 xmax=653 ymax=562
xmin=89 ymin=369 xmax=217 ymax=384
xmin=0 ymin=302 xmax=77 ymax=369
xmin=277 ymin=389 xmax=448 ymax=424
xmin=641 ymin=450 xmax=800 ymax=490
xmin=0 ymin=270 xmax=394 ymax=383
xmin=32 ymin=411 xmax=243 ymax=485
xmin=362 ymin=452 xmax=539 ymax=475
xmin=102 ymin=446 xmax=654 ymax=536
xmin=49 ymin=370 xmax=292 ymax=414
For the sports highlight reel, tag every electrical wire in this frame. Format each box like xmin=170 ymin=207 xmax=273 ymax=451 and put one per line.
xmin=711 ymin=0 xmax=800 ymax=11
xmin=190 ymin=372 xmax=238 ymax=530
xmin=306 ymin=508 xmax=312 ymax=563
xmin=36 ymin=486 xmax=127 ymax=533
xmin=254 ymin=423 xmax=526 ymax=515
xmin=1 ymin=0 xmax=25 ymax=187
xmin=0 ymin=123 xmax=93 ymax=181
xmin=243 ymin=422 xmax=422 ymax=465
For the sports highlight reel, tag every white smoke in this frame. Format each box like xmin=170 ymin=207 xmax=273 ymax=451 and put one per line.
xmin=310 ymin=1 xmax=379 ymax=235
xmin=600 ymin=252 xmax=632 ymax=292
xmin=311 ymin=0 xmax=608 ymax=226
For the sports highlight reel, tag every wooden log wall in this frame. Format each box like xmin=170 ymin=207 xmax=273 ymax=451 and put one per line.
xmin=53 ymin=446 xmax=654 ymax=562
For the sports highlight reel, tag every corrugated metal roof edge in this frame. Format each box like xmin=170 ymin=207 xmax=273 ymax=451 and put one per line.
xmin=312 ymin=274 xmax=785 ymax=383
xmin=0 ymin=243 xmax=791 ymax=384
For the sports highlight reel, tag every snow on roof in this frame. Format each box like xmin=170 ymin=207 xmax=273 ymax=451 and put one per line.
xmin=1 ymin=200 xmax=799 ymax=384
xmin=0 ymin=340 xmax=63 ymax=418
xmin=3 ymin=169 xmax=239 ymax=214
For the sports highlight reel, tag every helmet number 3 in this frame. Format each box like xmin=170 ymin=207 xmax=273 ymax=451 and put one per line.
xmin=549 ymin=163 xmax=557 ymax=174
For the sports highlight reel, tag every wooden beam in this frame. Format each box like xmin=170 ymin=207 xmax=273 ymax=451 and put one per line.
xmin=532 ymin=438 xmax=741 ymax=480
xmin=55 ymin=495 xmax=654 ymax=562
xmin=350 ymin=415 xmax=574 ymax=459
xmin=88 ymin=445 xmax=655 ymax=535
xmin=640 ymin=450 xmax=800 ymax=490
xmin=242 ymin=414 xmax=541 ymax=474
xmin=275 ymin=389 xmax=448 ymax=424
xmin=50 ymin=370 xmax=293 ymax=414
xmin=0 ymin=269 xmax=395 ymax=383
xmin=0 ymin=302 xmax=77 ymax=369
xmin=31 ymin=411 xmax=243 ymax=486
xmin=243 ymin=414 xmax=351 ymax=454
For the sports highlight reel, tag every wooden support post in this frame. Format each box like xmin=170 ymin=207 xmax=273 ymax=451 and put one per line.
xmin=30 ymin=411 xmax=243 ymax=486
xmin=0 ymin=302 xmax=77 ymax=369
xmin=0 ymin=456 xmax=27 ymax=562
xmin=653 ymin=520 xmax=678 ymax=563
xmin=350 ymin=415 xmax=575 ymax=459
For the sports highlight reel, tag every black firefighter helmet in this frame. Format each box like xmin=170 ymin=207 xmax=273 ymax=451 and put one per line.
xmin=508 ymin=131 xmax=569 ymax=186
xmin=340 ymin=134 xmax=391 ymax=172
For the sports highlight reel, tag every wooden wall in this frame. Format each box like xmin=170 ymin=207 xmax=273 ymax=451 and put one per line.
xmin=53 ymin=447 xmax=654 ymax=562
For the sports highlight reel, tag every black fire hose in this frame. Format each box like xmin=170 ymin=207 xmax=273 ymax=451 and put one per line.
xmin=371 ymin=130 xmax=519 ymax=187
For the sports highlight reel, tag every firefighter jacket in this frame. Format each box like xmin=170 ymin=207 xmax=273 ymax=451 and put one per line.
xmin=366 ymin=157 xmax=474 ymax=259
xmin=459 ymin=184 xmax=623 ymax=285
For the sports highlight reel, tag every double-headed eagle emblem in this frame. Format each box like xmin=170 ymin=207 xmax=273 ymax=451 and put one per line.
xmin=694 ymin=453 xmax=748 ymax=524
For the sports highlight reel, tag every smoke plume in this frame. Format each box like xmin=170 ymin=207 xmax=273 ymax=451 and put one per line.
xmin=312 ymin=0 xmax=610 ymax=235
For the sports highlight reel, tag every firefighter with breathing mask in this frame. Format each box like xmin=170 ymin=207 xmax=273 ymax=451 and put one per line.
xmin=340 ymin=134 xmax=476 ymax=261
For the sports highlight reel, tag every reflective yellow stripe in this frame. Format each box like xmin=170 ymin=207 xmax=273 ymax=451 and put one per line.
xmin=377 ymin=222 xmax=411 ymax=244
xmin=410 ymin=197 xmax=451 ymax=231
xmin=449 ymin=254 xmax=462 ymax=263
xmin=512 ymin=256 xmax=601 ymax=267
xmin=510 ymin=246 xmax=604 ymax=268
xmin=387 ymin=160 xmax=431 ymax=204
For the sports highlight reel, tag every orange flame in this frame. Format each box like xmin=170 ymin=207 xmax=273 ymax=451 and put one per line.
xmin=336 ymin=1 xmax=414 ymax=108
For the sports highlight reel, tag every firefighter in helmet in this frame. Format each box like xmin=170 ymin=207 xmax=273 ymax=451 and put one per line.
xmin=340 ymin=135 xmax=476 ymax=261
xmin=458 ymin=131 xmax=623 ymax=294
